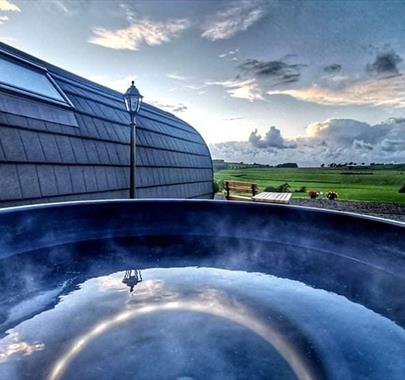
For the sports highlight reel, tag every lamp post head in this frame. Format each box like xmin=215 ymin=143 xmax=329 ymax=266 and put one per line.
xmin=124 ymin=80 xmax=143 ymax=120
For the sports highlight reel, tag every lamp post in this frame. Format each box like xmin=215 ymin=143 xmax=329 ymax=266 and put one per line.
xmin=122 ymin=269 xmax=143 ymax=293
xmin=124 ymin=81 xmax=143 ymax=199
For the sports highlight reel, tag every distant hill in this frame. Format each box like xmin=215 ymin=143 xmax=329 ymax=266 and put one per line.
xmin=213 ymin=159 xmax=298 ymax=171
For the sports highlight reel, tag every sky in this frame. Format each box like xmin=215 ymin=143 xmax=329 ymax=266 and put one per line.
xmin=1 ymin=0 xmax=405 ymax=166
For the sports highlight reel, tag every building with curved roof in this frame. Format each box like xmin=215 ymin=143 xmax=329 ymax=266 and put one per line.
xmin=0 ymin=42 xmax=213 ymax=207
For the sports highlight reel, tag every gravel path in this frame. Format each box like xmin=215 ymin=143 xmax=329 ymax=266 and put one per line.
xmin=214 ymin=194 xmax=405 ymax=223
xmin=291 ymin=199 xmax=405 ymax=223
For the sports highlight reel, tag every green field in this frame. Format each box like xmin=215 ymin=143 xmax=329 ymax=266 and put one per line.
xmin=214 ymin=167 xmax=405 ymax=203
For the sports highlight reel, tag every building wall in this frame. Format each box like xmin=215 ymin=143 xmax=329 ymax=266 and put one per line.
xmin=0 ymin=43 xmax=213 ymax=208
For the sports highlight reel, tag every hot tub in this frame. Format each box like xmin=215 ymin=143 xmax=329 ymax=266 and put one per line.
xmin=0 ymin=200 xmax=404 ymax=380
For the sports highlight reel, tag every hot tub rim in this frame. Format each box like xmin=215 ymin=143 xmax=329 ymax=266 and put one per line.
xmin=0 ymin=198 xmax=404 ymax=228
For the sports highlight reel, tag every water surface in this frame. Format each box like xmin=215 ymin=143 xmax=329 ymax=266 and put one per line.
xmin=0 ymin=237 xmax=404 ymax=380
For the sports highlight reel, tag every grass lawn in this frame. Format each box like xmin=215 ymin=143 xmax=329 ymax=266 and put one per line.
xmin=214 ymin=167 xmax=405 ymax=203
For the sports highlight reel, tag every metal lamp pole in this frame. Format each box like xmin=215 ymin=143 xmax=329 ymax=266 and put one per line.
xmin=124 ymin=81 xmax=143 ymax=199
xmin=129 ymin=114 xmax=136 ymax=199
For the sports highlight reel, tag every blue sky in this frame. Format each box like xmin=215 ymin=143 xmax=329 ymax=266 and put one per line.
xmin=1 ymin=0 xmax=405 ymax=164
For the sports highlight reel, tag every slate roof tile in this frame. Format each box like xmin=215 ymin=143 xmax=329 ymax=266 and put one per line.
xmin=20 ymin=130 xmax=46 ymax=162
xmin=0 ymin=127 xmax=27 ymax=161
xmin=82 ymin=166 xmax=97 ymax=192
xmin=69 ymin=166 xmax=87 ymax=193
xmin=37 ymin=165 xmax=58 ymax=196
xmin=54 ymin=165 xmax=73 ymax=194
xmin=105 ymin=167 xmax=119 ymax=188
xmin=38 ymin=134 xmax=62 ymax=162
xmin=55 ymin=135 xmax=76 ymax=163
xmin=17 ymin=164 xmax=42 ymax=199
xmin=70 ymin=137 xmax=88 ymax=163
xmin=95 ymin=167 xmax=109 ymax=191
xmin=83 ymin=140 xmax=100 ymax=163
xmin=0 ymin=164 xmax=22 ymax=200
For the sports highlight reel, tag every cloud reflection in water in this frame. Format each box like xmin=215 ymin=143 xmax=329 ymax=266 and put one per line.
xmin=47 ymin=286 xmax=320 ymax=380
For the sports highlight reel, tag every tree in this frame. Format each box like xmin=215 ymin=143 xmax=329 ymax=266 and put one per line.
xmin=276 ymin=163 xmax=298 ymax=168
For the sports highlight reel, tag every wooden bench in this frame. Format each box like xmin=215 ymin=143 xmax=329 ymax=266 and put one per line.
xmin=224 ymin=180 xmax=292 ymax=204
xmin=224 ymin=180 xmax=258 ymax=201
xmin=252 ymin=191 xmax=292 ymax=204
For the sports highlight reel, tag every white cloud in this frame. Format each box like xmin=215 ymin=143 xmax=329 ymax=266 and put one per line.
xmin=89 ymin=18 xmax=190 ymax=50
xmin=150 ymin=100 xmax=188 ymax=114
xmin=202 ymin=0 xmax=266 ymax=41
xmin=206 ymin=78 xmax=264 ymax=102
xmin=268 ymin=74 xmax=405 ymax=108
xmin=0 ymin=15 xmax=8 ymax=23
xmin=218 ymin=48 xmax=239 ymax=58
xmin=206 ymin=57 xmax=307 ymax=103
xmin=0 ymin=332 xmax=44 ymax=364
xmin=249 ymin=126 xmax=297 ymax=149
xmin=0 ymin=0 xmax=20 ymax=12
xmin=166 ymin=73 xmax=188 ymax=81
xmin=53 ymin=0 xmax=77 ymax=15
xmin=184 ymin=84 xmax=206 ymax=91
xmin=210 ymin=118 xmax=405 ymax=166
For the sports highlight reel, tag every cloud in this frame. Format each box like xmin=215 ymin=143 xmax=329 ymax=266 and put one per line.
xmin=237 ymin=58 xmax=306 ymax=85
xmin=150 ymin=100 xmax=188 ymax=113
xmin=323 ymin=64 xmax=342 ymax=74
xmin=249 ymin=126 xmax=297 ymax=149
xmin=209 ymin=118 xmax=405 ymax=166
xmin=353 ymin=140 xmax=374 ymax=151
xmin=305 ymin=118 xmax=391 ymax=144
xmin=207 ymin=57 xmax=306 ymax=102
xmin=367 ymin=49 xmax=402 ymax=76
xmin=89 ymin=18 xmax=190 ymax=50
xmin=235 ymin=49 xmax=404 ymax=108
xmin=171 ymin=104 xmax=188 ymax=113
xmin=0 ymin=0 xmax=19 ymax=25
xmin=0 ymin=332 xmax=44 ymax=364
xmin=268 ymin=74 xmax=405 ymax=108
xmin=206 ymin=78 xmax=264 ymax=102
xmin=209 ymin=51 xmax=403 ymax=108
xmin=49 ymin=0 xmax=72 ymax=14
xmin=218 ymin=48 xmax=239 ymax=58
xmin=0 ymin=0 xmax=20 ymax=12
xmin=222 ymin=116 xmax=245 ymax=121
xmin=166 ymin=73 xmax=188 ymax=81
xmin=202 ymin=0 xmax=266 ymax=41
xmin=39 ymin=0 xmax=122 ymax=16
xmin=212 ymin=49 xmax=402 ymax=107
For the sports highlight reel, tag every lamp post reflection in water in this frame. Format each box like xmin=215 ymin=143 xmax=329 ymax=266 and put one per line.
xmin=122 ymin=270 xmax=143 ymax=292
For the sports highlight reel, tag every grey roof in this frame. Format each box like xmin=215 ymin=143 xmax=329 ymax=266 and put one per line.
xmin=0 ymin=43 xmax=213 ymax=207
